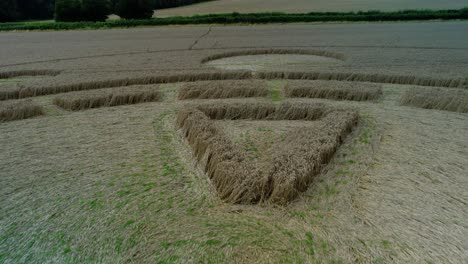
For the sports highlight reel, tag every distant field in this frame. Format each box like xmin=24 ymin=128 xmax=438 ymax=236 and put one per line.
xmin=155 ymin=0 xmax=467 ymax=16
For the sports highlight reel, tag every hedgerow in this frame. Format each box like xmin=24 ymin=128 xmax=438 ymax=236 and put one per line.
xmin=1 ymin=8 xmax=467 ymax=31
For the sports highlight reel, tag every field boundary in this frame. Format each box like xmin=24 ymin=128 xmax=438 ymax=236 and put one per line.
xmin=0 ymin=8 xmax=467 ymax=31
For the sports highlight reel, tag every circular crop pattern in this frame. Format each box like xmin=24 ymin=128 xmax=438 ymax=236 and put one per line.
xmin=201 ymin=49 xmax=345 ymax=71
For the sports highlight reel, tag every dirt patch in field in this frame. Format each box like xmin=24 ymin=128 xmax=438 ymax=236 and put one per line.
xmin=177 ymin=102 xmax=358 ymax=204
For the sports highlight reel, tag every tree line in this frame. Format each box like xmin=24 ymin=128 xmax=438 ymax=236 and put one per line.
xmin=1 ymin=0 xmax=54 ymax=22
xmin=1 ymin=0 xmax=211 ymax=22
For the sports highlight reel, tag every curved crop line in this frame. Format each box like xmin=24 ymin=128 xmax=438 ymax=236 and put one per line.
xmin=201 ymin=49 xmax=346 ymax=63
xmin=1 ymin=70 xmax=466 ymax=101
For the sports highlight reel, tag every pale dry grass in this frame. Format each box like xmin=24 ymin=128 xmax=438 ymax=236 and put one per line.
xmin=53 ymin=85 xmax=162 ymax=111
xmin=178 ymin=80 xmax=268 ymax=100
xmin=0 ymin=99 xmax=43 ymax=122
xmin=400 ymin=86 xmax=468 ymax=113
xmin=177 ymin=102 xmax=358 ymax=204
xmin=201 ymin=49 xmax=346 ymax=63
xmin=285 ymin=80 xmax=383 ymax=101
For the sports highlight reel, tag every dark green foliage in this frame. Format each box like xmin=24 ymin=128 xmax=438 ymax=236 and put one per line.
xmin=81 ymin=0 xmax=111 ymax=21
xmin=2 ymin=8 xmax=468 ymax=30
xmin=55 ymin=0 xmax=82 ymax=21
xmin=55 ymin=0 xmax=110 ymax=22
xmin=152 ymin=0 xmax=214 ymax=9
xmin=110 ymin=0 xmax=119 ymax=12
xmin=116 ymin=0 xmax=153 ymax=19
xmin=16 ymin=0 xmax=55 ymax=20
xmin=0 ymin=0 xmax=19 ymax=22
xmin=462 ymin=7 xmax=468 ymax=15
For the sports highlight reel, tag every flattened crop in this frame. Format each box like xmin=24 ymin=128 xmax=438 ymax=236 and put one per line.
xmin=177 ymin=102 xmax=358 ymax=204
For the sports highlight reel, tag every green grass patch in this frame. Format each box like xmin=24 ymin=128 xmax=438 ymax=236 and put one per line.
xmin=382 ymin=240 xmax=391 ymax=249
xmin=270 ymin=89 xmax=283 ymax=102
xmin=267 ymin=80 xmax=286 ymax=102
xmin=304 ymin=232 xmax=315 ymax=256
xmin=1 ymin=8 xmax=467 ymax=31
xmin=0 ymin=78 xmax=21 ymax=84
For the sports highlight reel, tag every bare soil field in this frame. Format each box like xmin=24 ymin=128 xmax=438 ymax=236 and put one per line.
xmin=155 ymin=0 xmax=468 ymax=17
xmin=1 ymin=22 xmax=468 ymax=263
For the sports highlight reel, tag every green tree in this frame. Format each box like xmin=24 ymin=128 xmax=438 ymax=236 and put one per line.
xmin=81 ymin=0 xmax=111 ymax=21
xmin=110 ymin=0 xmax=119 ymax=13
xmin=116 ymin=0 xmax=153 ymax=19
xmin=0 ymin=0 xmax=19 ymax=22
xmin=152 ymin=0 xmax=209 ymax=9
xmin=16 ymin=0 xmax=55 ymax=20
xmin=55 ymin=0 xmax=82 ymax=21
xmin=55 ymin=0 xmax=110 ymax=22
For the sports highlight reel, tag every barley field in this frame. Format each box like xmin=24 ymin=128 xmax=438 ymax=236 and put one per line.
xmin=155 ymin=0 xmax=468 ymax=17
xmin=1 ymin=21 xmax=467 ymax=263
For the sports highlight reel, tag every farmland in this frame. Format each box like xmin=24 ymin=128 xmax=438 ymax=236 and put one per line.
xmin=155 ymin=0 xmax=468 ymax=16
xmin=1 ymin=21 xmax=468 ymax=263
